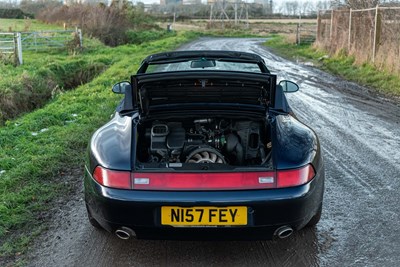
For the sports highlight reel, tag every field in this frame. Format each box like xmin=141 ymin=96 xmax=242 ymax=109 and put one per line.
xmin=168 ymin=18 xmax=316 ymax=37
xmin=0 ymin=18 xmax=65 ymax=32
xmin=191 ymin=18 xmax=317 ymax=24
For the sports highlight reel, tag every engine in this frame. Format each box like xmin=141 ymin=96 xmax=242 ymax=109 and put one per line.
xmin=141 ymin=118 xmax=268 ymax=166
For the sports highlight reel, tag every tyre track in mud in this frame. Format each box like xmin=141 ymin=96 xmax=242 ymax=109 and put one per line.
xmin=26 ymin=38 xmax=400 ymax=267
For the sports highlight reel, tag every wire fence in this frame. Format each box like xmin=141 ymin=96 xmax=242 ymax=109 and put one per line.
xmin=316 ymin=6 xmax=400 ymax=74
xmin=0 ymin=32 xmax=22 ymax=65
xmin=297 ymin=23 xmax=317 ymax=45
xmin=20 ymin=30 xmax=82 ymax=51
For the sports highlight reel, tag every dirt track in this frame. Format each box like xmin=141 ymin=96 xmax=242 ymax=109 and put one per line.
xmin=26 ymin=38 xmax=400 ymax=267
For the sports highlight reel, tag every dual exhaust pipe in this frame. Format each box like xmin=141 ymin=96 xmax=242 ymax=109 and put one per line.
xmin=115 ymin=227 xmax=136 ymax=240
xmin=115 ymin=225 xmax=293 ymax=240
xmin=275 ymin=225 xmax=294 ymax=239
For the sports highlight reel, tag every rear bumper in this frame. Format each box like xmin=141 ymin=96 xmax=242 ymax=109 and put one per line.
xmin=84 ymin=167 xmax=324 ymax=240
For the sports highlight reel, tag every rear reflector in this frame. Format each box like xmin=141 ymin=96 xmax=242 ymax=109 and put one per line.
xmin=132 ymin=172 xmax=276 ymax=190
xmin=92 ymin=165 xmax=316 ymax=190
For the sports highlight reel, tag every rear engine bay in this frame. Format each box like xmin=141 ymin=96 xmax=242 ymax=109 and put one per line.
xmin=135 ymin=117 xmax=272 ymax=170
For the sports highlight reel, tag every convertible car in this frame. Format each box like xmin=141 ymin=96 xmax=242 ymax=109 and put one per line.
xmin=84 ymin=51 xmax=324 ymax=240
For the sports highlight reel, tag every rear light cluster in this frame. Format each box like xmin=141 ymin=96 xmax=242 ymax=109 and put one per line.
xmin=92 ymin=165 xmax=316 ymax=191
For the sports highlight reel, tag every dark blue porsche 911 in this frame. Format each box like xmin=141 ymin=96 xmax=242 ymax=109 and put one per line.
xmin=84 ymin=51 xmax=324 ymax=240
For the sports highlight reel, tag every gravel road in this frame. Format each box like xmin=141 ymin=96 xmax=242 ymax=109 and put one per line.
xmin=26 ymin=38 xmax=400 ymax=267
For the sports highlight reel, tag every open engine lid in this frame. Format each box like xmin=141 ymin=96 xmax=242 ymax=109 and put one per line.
xmin=132 ymin=71 xmax=277 ymax=116
xmin=137 ymin=50 xmax=270 ymax=74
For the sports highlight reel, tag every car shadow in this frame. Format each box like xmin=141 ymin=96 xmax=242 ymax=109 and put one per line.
xmin=77 ymin=227 xmax=319 ymax=267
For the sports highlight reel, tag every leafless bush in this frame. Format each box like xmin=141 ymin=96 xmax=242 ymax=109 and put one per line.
xmin=328 ymin=10 xmax=351 ymax=54
xmin=375 ymin=8 xmax=400 ymax=73
xmin=37 ymin=4 xmax=130 ymax=46
xmin=349 ymin=9 xmax=376 ymax=63
xmin=316 ymin=6 xmax=400 ymax=74
xmin=65 ymin=32 xmax=81 ymax=55
xmin=315 ymin=10 xmax=332 ymax=50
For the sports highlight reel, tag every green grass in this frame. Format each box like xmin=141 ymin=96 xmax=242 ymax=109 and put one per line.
xmin=126 ymin=29 xmax=177 ymax=44
xmin=0 ymin=19 xmax=105 ymax=124
xmin=0 ymin=18 xmax=64 ymax=32
xmin=0 ymin=46 xmax=114 ymax=123
xmin=264 ymin=35 xmax=400 ymax=97
xmin=0 ymin=31 xmax=200 ymax=263
xmin=0 ymin=28 xmax=275 ymax=263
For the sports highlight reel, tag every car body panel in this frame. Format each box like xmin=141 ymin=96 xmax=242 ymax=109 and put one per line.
xmin=89 ymin=113 xmax=136 ymax=173
xmin=84 ymin=165 xmax=324 ymax=240
xmin=84 ymin=50 xmax=325 ymax=240
xmin=272 ymin=114 xmax=320 ymax=170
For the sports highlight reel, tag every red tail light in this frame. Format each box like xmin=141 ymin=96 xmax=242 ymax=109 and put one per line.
xmin=276 ymin=165 xmax=315 ymax=188
xmin=93 ymin=166 xmax=131 ymax=189
xmin=92 ymin=165 xmax=315 ymax=190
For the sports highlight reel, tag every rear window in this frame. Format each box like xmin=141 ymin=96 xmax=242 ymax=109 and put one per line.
xmin=145 ymin=60 xmax=262 ymax=74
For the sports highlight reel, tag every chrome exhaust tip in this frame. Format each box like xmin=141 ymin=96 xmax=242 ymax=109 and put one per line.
xmin=275 ymin=226 xmax=294 ymax=239
xmin=115 ymin=227 xmax=136 ymax=240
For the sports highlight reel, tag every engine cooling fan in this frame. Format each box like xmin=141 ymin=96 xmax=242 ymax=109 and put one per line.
xmin=186 ymin=147 xmax=226 ymax=164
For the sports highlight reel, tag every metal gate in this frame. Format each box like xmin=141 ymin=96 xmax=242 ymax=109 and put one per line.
xmin=0 ymin=32 xmax=22 ymax=65
xmin=0 ymin=29 xmax=82 ymax=65
xmin=20 ymin=29 xmax=82 ymax=50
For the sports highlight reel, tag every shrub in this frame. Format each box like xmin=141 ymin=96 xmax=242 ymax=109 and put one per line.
xmin=37 ymin=4 xmax=130 ymax=46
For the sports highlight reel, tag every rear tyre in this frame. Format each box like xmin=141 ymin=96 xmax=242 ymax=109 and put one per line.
xmin=86 ymin=204 xmax=103 ymax=230
xmin=307 ymin=204 xmax=322 ymax=227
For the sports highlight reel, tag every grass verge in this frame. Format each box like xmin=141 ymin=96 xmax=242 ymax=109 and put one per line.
xmin=0 ymin=30 xmax=200 ymax=264
xmin=0 ymin=18 xmax=64 ymax=32
xmin=0 ymin=54 xmax=112 ymax=123
xmin=264 ymin=35 xmax=400 ymax=97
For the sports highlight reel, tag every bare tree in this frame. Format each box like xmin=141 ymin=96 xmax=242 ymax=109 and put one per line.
xmin=284 ymin=1 xmax=300 ymax=15
xmin=329 ymin=0 xmax=391 ymax=8
xmin=316 ymin=0 xmax=331 ymax=10
xmin=274 ymin=1 xmax=329 ymax=15
xmin=300 ymin=1 xmax=315 ymax=15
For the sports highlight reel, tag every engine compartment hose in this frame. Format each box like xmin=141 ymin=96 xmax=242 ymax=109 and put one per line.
xmin=226 ymin=134 xmax=244 ymax=165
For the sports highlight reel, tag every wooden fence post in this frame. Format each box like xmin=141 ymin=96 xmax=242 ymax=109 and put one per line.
xmin=317 ymin=10 xmax=321 ymax=43
xmin=372 ymin=5 xmax=381 ymax=63
xmin=13 ymin=32 xmax=23 ymax=65
xmin=34 ymin=32 xmax=37 ymax=51
xmin=17 ymin=32 xmax=22 ymax=65
xmin=13 ymin=33 xmax=18 ymax=65
xmin=348 ymin=8 xmax=352 ymax=53
xmin=330 ymin=10 xmax=334 ymax=44
xmin=78 ymin=29 xmax=83 ymax=48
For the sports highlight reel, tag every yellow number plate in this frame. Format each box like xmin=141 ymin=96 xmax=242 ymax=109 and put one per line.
xmin=161 ymin=206 xmax=247 ymax=226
